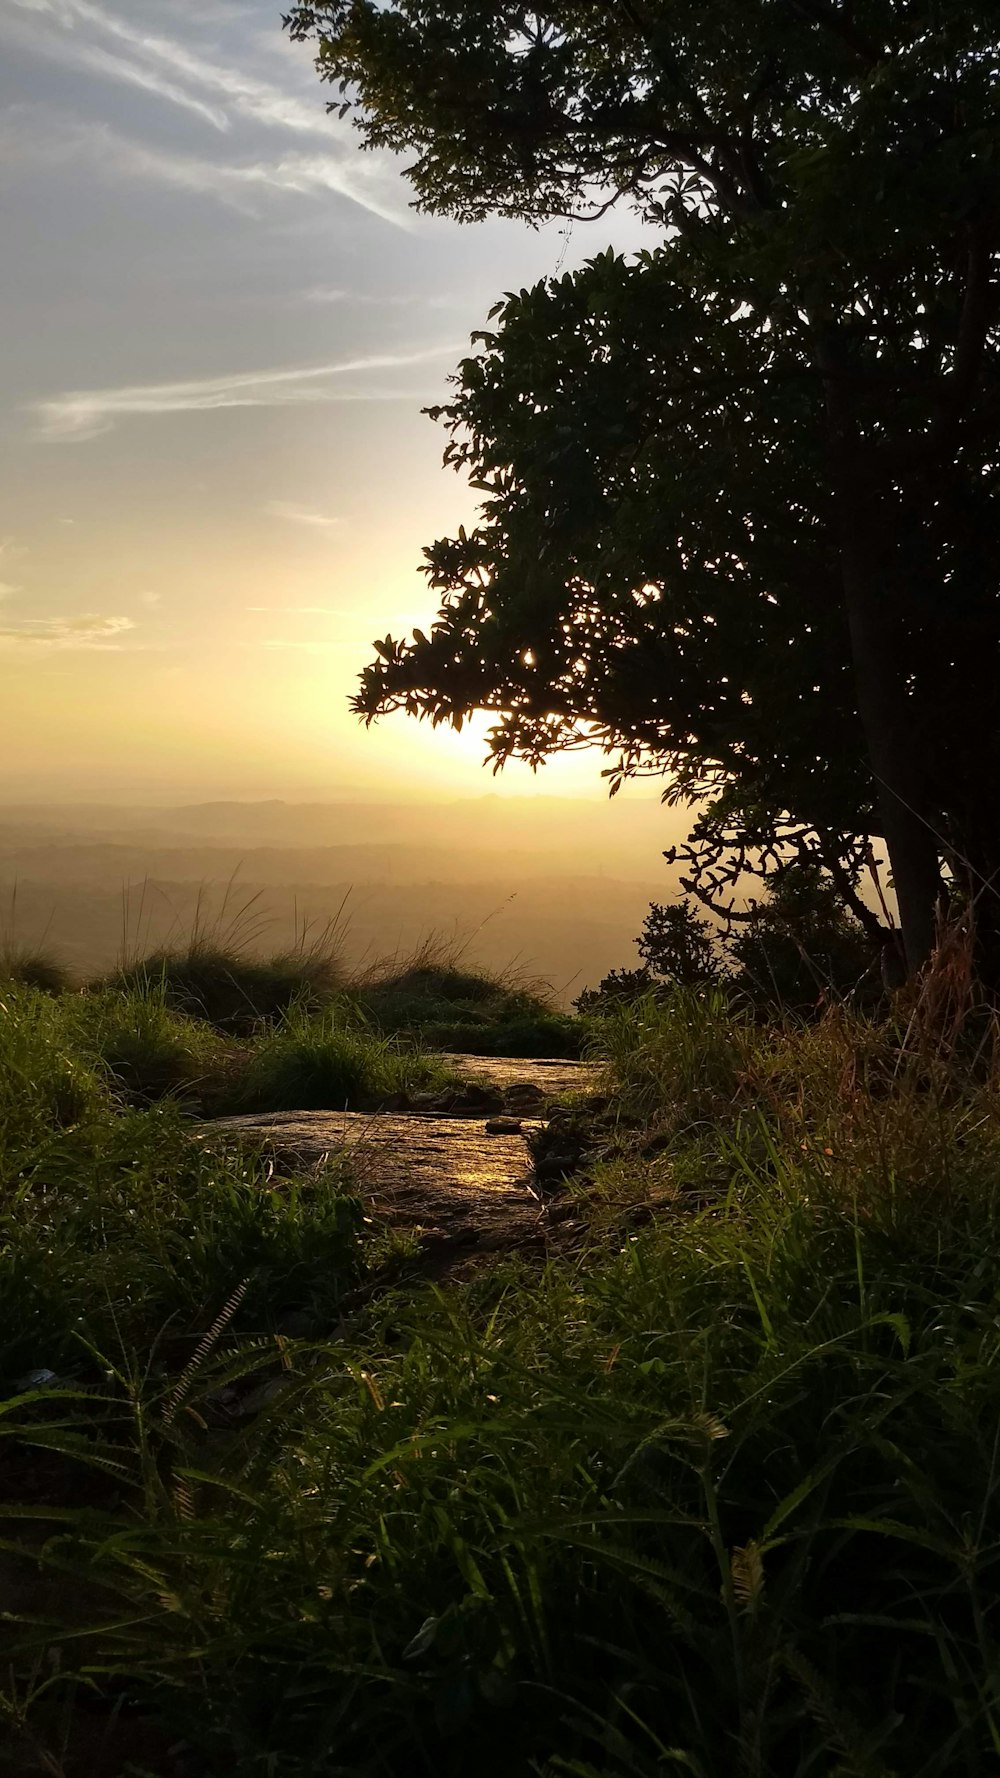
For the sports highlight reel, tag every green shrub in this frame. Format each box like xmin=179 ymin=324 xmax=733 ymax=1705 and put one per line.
xmin=7 ymin=1107 xmax=1000 ymax=1777
xmin=6 ymin=979 xmax=1000 ymax=1777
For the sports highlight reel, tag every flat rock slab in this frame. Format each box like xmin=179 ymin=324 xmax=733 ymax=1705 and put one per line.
xmin=209 ymin=1109 xmax=550 ymax=1254
xmin=441 ymin=1055 xmax=602 ymax=1098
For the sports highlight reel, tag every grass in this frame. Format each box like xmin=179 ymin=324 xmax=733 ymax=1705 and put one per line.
xmin=0 ymin=884 xmax=75 ymax=997
xmin=233 ymin=1004 xmax=456 ymax=1112
xmin=4 ymin=961 xmax=1000 ymax=1774
xmin=42 ymin=980 xmax=451 ymax=1117
xmin=106 ymin=943 xmax=345 ymax=1035
xmin=0 ymin=985 xmax=364 ymax=1390
xmin=356 ymin=938 xmax=583 ymax=1056
xmin=104 ymin=878 xmax=348 ymax=1034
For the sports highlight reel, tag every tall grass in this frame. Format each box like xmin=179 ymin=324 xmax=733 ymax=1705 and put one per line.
xmin=107 ymin=877 xmax=349 ymax=1033
xmin=234 ymin=1004 xmax=454 ymax=1111
xmin=0 ymin=986 xmax=364 ymax=1390
xmin=357 ymin=932 xmax=582 ymax=1056
xmin=0 ymin=881 xmax=72 ymax=995
xmin=5 ymin=968 xmax=1000 ymax=1774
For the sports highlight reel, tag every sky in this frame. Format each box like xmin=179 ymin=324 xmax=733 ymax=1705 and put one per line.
xmin=0 ymin=0 xmax=651 ymax=804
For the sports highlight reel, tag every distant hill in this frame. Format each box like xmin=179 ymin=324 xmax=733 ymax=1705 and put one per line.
xmin=0 ymin=795 xmax=689 ymax=997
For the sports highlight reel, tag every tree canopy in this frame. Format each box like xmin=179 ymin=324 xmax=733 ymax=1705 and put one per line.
xmin=287 ymin=2 xmax=1000 ymax=977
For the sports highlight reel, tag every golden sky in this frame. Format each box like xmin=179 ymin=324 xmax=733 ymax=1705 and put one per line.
xmin=0 ymin=0 xmax=650 ymax=804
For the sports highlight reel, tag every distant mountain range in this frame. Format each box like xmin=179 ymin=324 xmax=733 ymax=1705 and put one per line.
xmin=0 ymin=795 xmax=690 ymax=995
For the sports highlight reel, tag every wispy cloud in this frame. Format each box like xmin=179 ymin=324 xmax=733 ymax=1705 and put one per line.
xmin=300 ymin=288 xmax=471 ymax=311
xmin=300 ymin=287 xmax=350 ymax=305
xmin=0 ymin=613 xmax=135 ymax=648
xmin=265 ymin=502 xmax=341 ymax=531
xmin=34 ymin=343 xmax=460 ymax=441
xmin=0 ymin=109 xmax=412 ymax=229
xmin=4 ymin=0 xmax=334 ymax=137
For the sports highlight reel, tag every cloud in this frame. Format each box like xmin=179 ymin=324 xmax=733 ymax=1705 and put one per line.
xmin=0 ymin=583 xmax=19 ymax=600
xmin=4 ymin=0 xmax=335 ymax=138
xmin=299 ymin=288 xmax=472 ymax=311
xmin=0 ymin=109 xmax=412 ymax=229
xmin=0 ymin=613 xmax=135 ymax=647
xmin=34 ymin=343 xmax=461 ymax=441
xmin=300 ymin=287 xmax=350 ymax=305
xmin=247 ymin=605 xmax=351 ymax=615
xmin=265 ymin=502 xmax=341 ymax=531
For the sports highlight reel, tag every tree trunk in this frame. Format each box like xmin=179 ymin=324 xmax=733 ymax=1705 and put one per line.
xmin=837 ymin=525 xmax=942 ymax=973
xmin=820 ymin=346 xmax=942 ymax=975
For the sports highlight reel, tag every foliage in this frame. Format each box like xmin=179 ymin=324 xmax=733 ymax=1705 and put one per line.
xmin=729 ymin=861 xmax=878 ymax=1010
xmin=574 ymin=964 xmax=656 ymax=1017
xmin=0 ymin=986 xmax=363 ymax=1384
xmin=6 ymin=979 xmax=1000 ymax=1772
xmin=289 ymin=0 xmax=1000 ymax=973
xmin=638 ymin=898 xmax=721 ymax=986
xmin=67 ymin=982 xmax=229 ymax=1108
xmin=584 ymin=867 xmax=875 ymax=1016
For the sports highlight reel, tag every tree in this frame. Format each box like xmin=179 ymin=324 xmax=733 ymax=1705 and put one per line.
xmin=637 ymin=900 xmax=720 ymax=987
xmin=726 ymin=862 xmax=876 ymax=1010
xmin=287 ymin=2 xmax=1000 ymax=980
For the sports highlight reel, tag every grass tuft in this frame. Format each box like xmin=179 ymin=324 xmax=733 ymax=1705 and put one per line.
xmin=358 ymin=940 xmax=583 ymax=1056
xmin=233 ymin=1004 xmax=454 ymax=1111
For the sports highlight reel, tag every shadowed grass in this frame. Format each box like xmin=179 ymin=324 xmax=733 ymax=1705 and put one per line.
xmin=5 ymin=971 xmax=1000 ymax=1774
xmin=0 ymin=986 xmax=363 ymax=1387
xmin=231 ymin=1004 xmax=455 ymax=1112
xmin=104 ymin=878 xmax=349 ymax=1034
xmin=357 ymin=937 xmax=583 ymax=1057
xmin=107 ymin=943 xmax=345 ymax=1035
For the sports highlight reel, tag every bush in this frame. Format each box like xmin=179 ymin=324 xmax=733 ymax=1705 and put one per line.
xmin=7 ymin=971 xmax=1000 ymax=1778
xmin=575 ymin=964 xmax=657 ymax=1015
xmin=730 ymin=862 xmax=877 ymax=1009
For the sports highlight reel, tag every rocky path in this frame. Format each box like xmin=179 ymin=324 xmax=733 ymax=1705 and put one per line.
xmin=210 ymin=1054 xmax=602 ymax=1265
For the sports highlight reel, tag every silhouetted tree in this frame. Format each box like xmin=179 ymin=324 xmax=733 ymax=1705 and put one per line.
xmin=288 ymin=2 xmax=1000 ymax=982
xmin=637 ymin=901 xmax=720 ymax=987
xmin=727 ymin=863 xmax=876 ymax=1011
